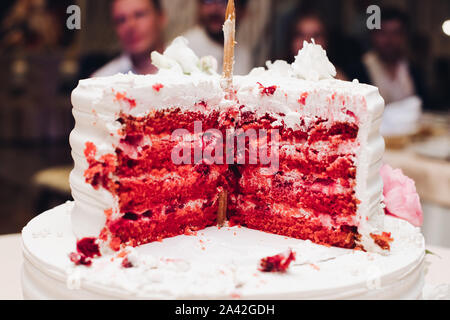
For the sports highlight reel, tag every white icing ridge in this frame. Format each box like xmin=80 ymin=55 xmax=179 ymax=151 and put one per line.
xmin=22 ymin=202 xmax=426 ymax=300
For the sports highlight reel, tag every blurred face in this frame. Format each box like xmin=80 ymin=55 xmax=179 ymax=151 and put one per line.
xmin=112 ymin=0 xmax=164 ymax=56
xmin=291 ymin=16 xmax=327 ymax=56
xmin=372 ymin=19 xmax=407 ymax=63
xmin=198 ymin=0 xmax=228 ymax=39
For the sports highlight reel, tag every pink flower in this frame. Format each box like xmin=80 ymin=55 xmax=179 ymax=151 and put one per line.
xmin=380 ymin=164 xmax=423 ymax=227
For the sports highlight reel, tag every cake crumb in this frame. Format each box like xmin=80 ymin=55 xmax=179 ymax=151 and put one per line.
xmin=122 ymin=258 xmax=133 ymax=268
xmin=257 ymin=83 xmax=277 ymax=96
xmin=152 ymin=83 xmax=164 ymax=92
xmin=259 ymin=249 xmax=296 ymax=273
xmin=310 ymin=264 xmax=320 ymax=271
xmin=370 ymin=232 xmax=394 ymax=250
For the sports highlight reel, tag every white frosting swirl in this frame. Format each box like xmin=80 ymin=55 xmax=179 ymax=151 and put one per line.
xmin=292 ymin=40 xmax=337 ymax=81
xmin=249 ymin=40 xmax=337 ymax=81
xmin=151 ymin=37 xmax=218 ymax=75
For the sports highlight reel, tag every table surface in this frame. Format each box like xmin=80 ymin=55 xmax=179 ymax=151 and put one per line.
xmin=2 ymin=234 xmax=450 ymax=300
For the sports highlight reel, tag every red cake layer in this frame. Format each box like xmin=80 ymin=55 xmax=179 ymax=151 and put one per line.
xmin=116 ymin=165 xmax=226 ymax=213
xmin=107 ymin=198 xmax=218 ymax=246
xmin=236 ymin=169 xmax=358 ymax=217
xmin=228 ymin=111 xmax=360 ymax=248
xmin=83 ymin=106 xmax=362 ymax=250
xmin=229 ymin=203 xmax=359 ymax=249
xmin=84 ymin=108 xmax=235 ymax=247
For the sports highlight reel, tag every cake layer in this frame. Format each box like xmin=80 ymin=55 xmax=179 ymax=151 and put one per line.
xmin=229 ymin=199 xmax=359 ymax=248
xmin=115 ymin=166 xmax=225 ymax=213
xmin=106 ymin=197 xmax=219 ymax=247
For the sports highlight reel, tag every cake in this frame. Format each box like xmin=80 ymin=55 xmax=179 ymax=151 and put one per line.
xmin=68 ymin=35 xmax=388 ymax=268
xmin=21 ymin=3 xmax=427 ymax=299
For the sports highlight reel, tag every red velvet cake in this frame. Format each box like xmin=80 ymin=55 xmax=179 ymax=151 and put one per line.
xmin=69 ymin=38 xmax=387 ymax=262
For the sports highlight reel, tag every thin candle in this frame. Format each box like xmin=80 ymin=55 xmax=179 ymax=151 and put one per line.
xmin=222 ymin=0 xmax=236 ymax=94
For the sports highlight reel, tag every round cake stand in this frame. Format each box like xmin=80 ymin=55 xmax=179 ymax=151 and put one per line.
xmin=22 ymin=202 xmax=425 ymax=300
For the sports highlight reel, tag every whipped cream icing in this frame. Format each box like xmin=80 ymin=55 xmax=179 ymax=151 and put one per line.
xmin=152 ymin=37 xmax=218 ymax=75
xmin=248 ymin=40 xmax=336 ymax=81
xmin=292 ymin=40 xmax=337 ymax=81
xmin=70 ymin=38 xmax=386 ymax=250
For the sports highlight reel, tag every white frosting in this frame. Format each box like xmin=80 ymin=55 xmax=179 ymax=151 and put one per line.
xmin=22 ymin=202 xmax=426 ymax=300
xmin=151 ymin=37 xmax=218 ymax=75
xmin=248 ymin=41 xmax=336 ymax=81
xmin=292 ymin=40 xmax=337 ymax=81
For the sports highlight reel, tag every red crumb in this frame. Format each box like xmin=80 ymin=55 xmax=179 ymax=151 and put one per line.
xmin=199 ymin=101 xmax=208 ymax=107
xmin=83 ymin=142 xmax=117 ymax=191
xmin=77 ymin=238 xmax=101 ymax=258
xmin=122 ymin=258 xmax=133 ymax=268
xmin=84 ymin=141 xmax=97 ymax=159
xmin=109 ymin=237 xmax=122 ymax=251
xmin=69 ymin=252 xmax=92 ymax=266
xmin=70 ymin=237 xmax=101 ymax=267
xmin=259 ymin=249 xmax=296 ymax=273
xmin=104 ymin=208 xmax=113 ymax=219
xmin=298 ymin=92 xmax=309 ymax=105
xmin=115 ymin=92 xmax=137 ymax=109
xmin=370 ymin=232 xmax=394 ymax=250
xmin=257 ymin=82 xmax=277 ymax=96
xmin=120 ymin=133 xmax=143 ymax=146
xmin=152 ymin=83 xmax=164 ymax=92
xmin=346 ymin=110 xmax=356 ymax=120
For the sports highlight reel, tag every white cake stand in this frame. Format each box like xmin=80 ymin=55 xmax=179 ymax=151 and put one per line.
xmin=22 ymin=202 xmax=425 ymax=300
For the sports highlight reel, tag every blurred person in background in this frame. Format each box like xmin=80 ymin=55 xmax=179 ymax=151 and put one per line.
xmin=284 ymin=9 xmax=348 ymax=80
xmin=358 ymin=7 xmax=428 ymax=105
xmin=93 ymin=0 xmax=166 ymax=77
xmin=182 ymin=0 xmax=252 ymax=75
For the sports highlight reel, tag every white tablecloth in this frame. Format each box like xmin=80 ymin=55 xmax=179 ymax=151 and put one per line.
xmin=2 ymin=234 xmax=450 ymax=300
